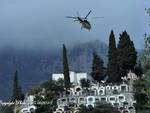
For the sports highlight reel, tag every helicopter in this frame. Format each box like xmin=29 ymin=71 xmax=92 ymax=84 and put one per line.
xmin=66 ymin=10 xmax=92 ymax=31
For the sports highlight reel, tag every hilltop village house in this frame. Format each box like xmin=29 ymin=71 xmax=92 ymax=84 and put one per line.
xmin=14 ymin=71 xmax=138 ymax=113
xmin=52 ymin=71 xmax=90 ymax=85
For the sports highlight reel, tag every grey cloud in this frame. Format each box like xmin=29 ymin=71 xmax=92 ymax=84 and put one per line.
xmin=0 ymin=0 xmax=149 ymax=50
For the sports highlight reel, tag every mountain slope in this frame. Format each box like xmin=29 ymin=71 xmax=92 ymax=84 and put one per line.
xmin=0 ymin=40 xmax=108 ymax=100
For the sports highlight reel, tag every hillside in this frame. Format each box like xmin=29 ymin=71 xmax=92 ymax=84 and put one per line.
xmin=0 ymin=40 xmax=108 ymax=100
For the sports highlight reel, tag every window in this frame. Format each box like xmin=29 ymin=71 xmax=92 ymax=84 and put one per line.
xmin=114 ymin=86 xmax=117 ymax=89
xmin=99 ymin=90 xmax=103 ymax=94
xmin=101 ymin=97 xmax=106 ymax=101
xmin=30 ymin=108 xmax=34 ymax=112
xmin=79 ymin=98 xmax=84 ymax=101
xmin=88 ymin=105 xmax=93 ymax=108
xmin=95 ymin=98 xmax=99 ymax=103
xmin=90 ymin=91 xmax=95 ymax=95
xmin=119 ymin=96 xmax=124 ymax=100
xmin=114 ymin=103 xmax=119 ymax=106
xmin=56 ymin=112 xmax=61 ymax=113
xmin=106 ymin=86 xmax=110 ymax=90
xmin=62 ymin=99 xmax=66 ymax=102
xmin=113 ymin=90 xmax=118 ymax=94
xmin=128 ymin=106 xmax=134 ymax=110
xmin=123 ymin=110 xmax=129 ymax=113
xmin=123 ymin=102 xmax=128 ymax=105
xmin=119 ymin=107 xmax=124 ymax=110
xmin=121 ymin=86 xmax=127 ymax=91
xmin=110 ymin=97 xmax=115 ymax=101
xmin=71 ymin=98 xmax=75 ymax=101
xmin=88 ymin=97 xmax=93 ymax=101
xmin=23 ymin=110 xmax=28 ymax=113
xmin=58 ymin=109 xmax=63 ymax=111
xmin=69 ymin=103 xmax=75 ymax=107
xmin=66 ymin=91 xmax=70 ymax=95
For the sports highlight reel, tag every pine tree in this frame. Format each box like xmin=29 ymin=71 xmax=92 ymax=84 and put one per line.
xmin=107 ymin=30 xmax=119 ymax=83
xmin=62 ymin=44 xmax=70 ymax=89
xmin=91 ymin=52 xmax=104 ymax=82
xmin=117 ymin=31 xmax=137 ymax=78
xmin=12 ymin=70 xmax=24 ymax=101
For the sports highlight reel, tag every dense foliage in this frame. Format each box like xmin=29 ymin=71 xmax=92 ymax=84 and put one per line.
xmin=28 ymin=79 xmax=65 ymax=113
xmin=106 ymin=30 xmax=137 ymax=83
xmin=134 ymin=61 xmax=143 ymax=78
xmin=91 ymin=52 xmax=105 ymax=82
xmin=117 ymin=31 xmax=137 ymax=78
xmin=2 ymin=106 xmax=13 ymax=113
xmin=134 ymin=8 xmax=150 ymax=113
xmin=79 ymin=103 xmax=120 ymax=113
xmin=2 ymin=71 xmax=24 ymax=113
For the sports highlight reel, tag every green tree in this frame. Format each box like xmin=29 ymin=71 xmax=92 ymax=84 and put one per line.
xmin=34 ymin=80 xmax=65 ymax=113
xmin=11 ymin=70 xmax=24 ymax=101
xmin=80 ymin=78 xmax=90 ymax=89
xmin=134 ymin=60 xmax=143 ymax=78
xmin=91 ymin=52 xmax=104 ymax=82
xmin=133 ymin=8 xmax=150 ymax=113
xmin=62 ymin=44 xmax=71 ymax=89
xmin=134 ymin=79 xmax=150 ymax=112
xmin=142 ymin=33 xmax=150 ymax=72
xmin=117 ymin=31 xmax=137 ymax=78
xmin=2 ymin=106 xmax=13 ymax=113
xmin=107 ymin=30 xmax=119 ymax=83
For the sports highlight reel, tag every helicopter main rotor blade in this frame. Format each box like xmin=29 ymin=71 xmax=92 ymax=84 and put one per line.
xmin=85 ymin=10 xmax=92 ymax=19
xmin=66 ymin=16 xmax=77 ymax=19
xmin=76 ymin=12 xmax=79 ymax=17
xmin=92 ymin=17 xmax=104 ymax=19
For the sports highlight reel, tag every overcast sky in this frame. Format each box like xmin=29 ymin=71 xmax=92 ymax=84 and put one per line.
xmin=0 ymin=0 xmax=149 ymax=50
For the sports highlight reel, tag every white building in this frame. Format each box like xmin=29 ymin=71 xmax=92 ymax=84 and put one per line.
xmin=52 ymin=71 xmax=89 ymax=84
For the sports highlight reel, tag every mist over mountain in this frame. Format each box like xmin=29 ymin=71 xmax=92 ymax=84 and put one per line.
xmin=0 ymin=40 xmax=108 ymax=101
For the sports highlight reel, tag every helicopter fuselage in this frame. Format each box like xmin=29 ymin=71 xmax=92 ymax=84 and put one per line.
xmin=77 ymin=17 xmax=91 ymax=31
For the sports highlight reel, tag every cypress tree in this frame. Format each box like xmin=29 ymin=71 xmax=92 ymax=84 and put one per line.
xmin=117 ymin=31 xmax=137 ymax=78
xmin=12 ymin=70 xmax=18 ymax=101
xmin=62 ymin=44 xmax=70 ymax=89
xmin=107 ymin=30 xmax=119 ymax=83
xmin=12 ymin=70 xmax=24 ymax=101
xmin=91 ymin=52 xmax=104 ymax=82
